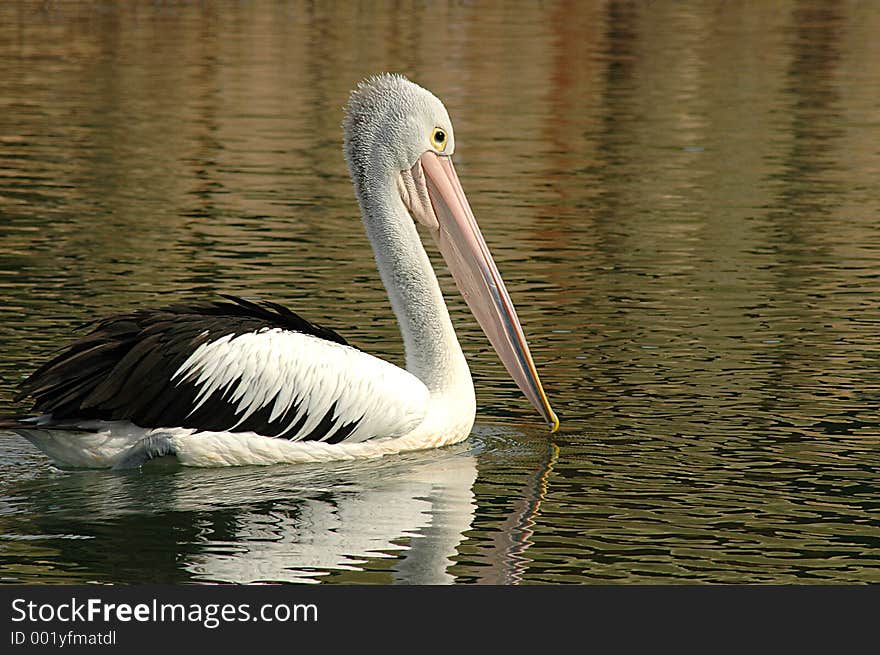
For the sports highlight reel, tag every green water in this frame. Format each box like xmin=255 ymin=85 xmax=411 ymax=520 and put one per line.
xmin=0 ymin=1 xmax=878 ymax=583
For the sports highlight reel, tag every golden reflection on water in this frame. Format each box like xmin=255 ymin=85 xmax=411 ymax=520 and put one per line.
xmin=0 ymin=1 xmax=878 ymax=583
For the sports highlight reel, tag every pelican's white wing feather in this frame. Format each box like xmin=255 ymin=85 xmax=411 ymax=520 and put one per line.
xmin=174 ymin=328 xmax=428 ymax=443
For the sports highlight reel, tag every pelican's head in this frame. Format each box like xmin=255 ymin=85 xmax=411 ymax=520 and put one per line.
xmin=343 ymin=74 xmax=558 ymax=432
xmin=344 ymin=73 xmax=455 ymax=188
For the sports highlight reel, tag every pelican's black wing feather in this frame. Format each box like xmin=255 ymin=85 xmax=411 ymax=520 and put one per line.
xmin=14 ymin=296 xmax=354 ymax=438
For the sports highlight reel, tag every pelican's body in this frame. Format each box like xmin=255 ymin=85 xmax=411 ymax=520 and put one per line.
xmin=2 ymin=74 xmax=556 ymax=469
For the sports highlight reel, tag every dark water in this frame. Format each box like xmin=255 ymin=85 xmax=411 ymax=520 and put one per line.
xmin=1 ymin=1 xmax=878 ymax=584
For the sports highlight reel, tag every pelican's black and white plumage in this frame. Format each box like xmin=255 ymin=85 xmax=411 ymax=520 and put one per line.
xmin=2 ymin=74 xmax=558 ymax=468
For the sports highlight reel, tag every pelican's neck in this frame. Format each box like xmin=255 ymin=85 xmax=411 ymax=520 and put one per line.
xmin=358 ymin=180 xmax=472 ymax=396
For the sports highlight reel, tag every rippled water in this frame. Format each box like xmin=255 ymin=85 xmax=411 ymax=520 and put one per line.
xmin=0 ymin=1 xmax=878 ymax=584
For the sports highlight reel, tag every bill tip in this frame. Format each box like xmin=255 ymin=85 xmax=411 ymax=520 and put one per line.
xmin=548 ymin=411 xmax=560 ymax=433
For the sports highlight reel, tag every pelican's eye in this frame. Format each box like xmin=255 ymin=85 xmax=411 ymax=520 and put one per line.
xmin=431 ymin=127 xmax=448 ymax=152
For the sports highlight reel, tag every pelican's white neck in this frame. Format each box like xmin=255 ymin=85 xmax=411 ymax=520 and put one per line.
xmin=357 ymin=180 xmax=473 ymax=398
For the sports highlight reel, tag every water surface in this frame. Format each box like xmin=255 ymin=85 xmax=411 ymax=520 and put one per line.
xmin=0 ymin=1 xmax=878 ymax=584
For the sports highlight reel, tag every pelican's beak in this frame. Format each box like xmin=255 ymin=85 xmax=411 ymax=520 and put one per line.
xmin=399 ymin=151 xmax=559 ymax=432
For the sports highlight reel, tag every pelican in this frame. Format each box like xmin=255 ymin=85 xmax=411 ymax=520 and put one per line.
xmin=1 ymin=74 xmax=557 ymax=468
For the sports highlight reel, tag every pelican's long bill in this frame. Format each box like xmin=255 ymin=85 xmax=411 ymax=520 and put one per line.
xmin=401 ymin=151 xmax=559 ymax=432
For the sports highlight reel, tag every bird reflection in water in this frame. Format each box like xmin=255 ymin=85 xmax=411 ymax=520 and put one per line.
xmin=1 ymin=436 xmax=558 ymax=584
